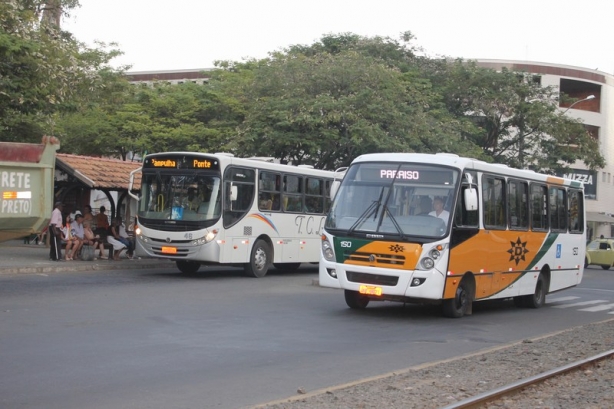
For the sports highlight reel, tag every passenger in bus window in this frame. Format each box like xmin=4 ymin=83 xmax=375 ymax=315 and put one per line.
xmin=259 ymin=193 xmax=273 ymax=210
xmin=429 ymin=196 xmax=450 ymax=224
xmin=183 ymin=188 xmax=200 ymax=211
xmin=269 ymin=194 xmax=280 ymax=211
xmin=417 ymin=196 xmax=432 ymax=216
xmin=306 ymin=197 xmax=323 ymax=213
xmin=285 ymin=196 xmax=302 ymax=212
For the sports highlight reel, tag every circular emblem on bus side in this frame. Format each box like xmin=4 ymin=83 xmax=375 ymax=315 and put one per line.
xmin=166 ymin=237 xmax=171 ymax=243
xmin=369 ymin=254 xmax=376 ymax=262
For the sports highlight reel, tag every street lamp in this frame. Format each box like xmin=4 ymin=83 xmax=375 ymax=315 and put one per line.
xmin=561 ymin=95 xmax=595 ymax=114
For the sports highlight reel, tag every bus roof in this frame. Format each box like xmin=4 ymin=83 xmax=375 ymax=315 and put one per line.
xmin=144 ymin=151 xmax=335 ymax=177
xmin=351 ymin=152 xmax=582 ymax=188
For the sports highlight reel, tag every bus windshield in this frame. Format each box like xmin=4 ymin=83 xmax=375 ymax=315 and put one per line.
xmin=326 ymin=162 xmax=459 ymax=238
xmin=138 ymin=171 xmax=222 ymax=222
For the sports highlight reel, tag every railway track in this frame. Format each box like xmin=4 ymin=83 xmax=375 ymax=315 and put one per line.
xmin=440 ymin=349 xmax=614 ymax=409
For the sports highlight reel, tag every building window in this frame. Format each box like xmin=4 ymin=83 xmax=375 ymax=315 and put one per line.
xmin=559 ymin=79 xmax=601 ymax=113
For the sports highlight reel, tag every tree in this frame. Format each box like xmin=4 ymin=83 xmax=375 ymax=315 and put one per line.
xmin=215 ymin=33 xmax=482 ymax=170
xmin=427 ymin=60 xmax=605 ymax=173
xmin=0 ymin=0 xmax=124 ymax=142
xmin=57 ymin=80 xmax=243 ymax=160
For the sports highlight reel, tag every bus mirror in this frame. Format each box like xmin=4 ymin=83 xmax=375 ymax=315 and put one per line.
xmin=330 ymin=167 xmax=347 ymax=200
xmin=128 ymin=167 xmax=142 ymax=201
xmin=464 ymin=188 xmax=478 ymax=211
xmin=230 ymin=185 xmax=238 ymax=201
xmin=330 ymin=181 xmax=341 ymax=200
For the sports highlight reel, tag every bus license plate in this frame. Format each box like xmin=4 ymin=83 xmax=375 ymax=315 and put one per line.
xmin=161 ymin=246 xmax=177 ymax=254
xmin=359 ymin=285 xmax=382 ymax=296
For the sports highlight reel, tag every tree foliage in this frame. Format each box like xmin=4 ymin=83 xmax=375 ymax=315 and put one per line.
xmin=57 ymin=81 xmax=243 ymax=160
xmin=213 ymin=34 xmax=483 ymax=170
xmin=0 ymin=0 xmax=124 ymax=142
xmin=0 ymin=17 xmax=605 ymax=174
xmin=426 ymin=60 xmax=604 ymax=173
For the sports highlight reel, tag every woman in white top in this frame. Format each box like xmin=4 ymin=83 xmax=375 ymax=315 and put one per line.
xmin=61 ymin=214 xmax=78 ymax=260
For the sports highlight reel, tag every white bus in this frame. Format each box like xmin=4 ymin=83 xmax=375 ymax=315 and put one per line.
xmin=319 ymin=153 xmax=586 ymax=317
xmin=129 ymin=152 xmax=339 ymax=276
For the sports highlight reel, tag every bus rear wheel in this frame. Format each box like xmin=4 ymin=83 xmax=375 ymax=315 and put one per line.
xmin=514 ymin=273 xmax=546 ymax=309
xmin=442 ymin=279 xmax=472 ymax=318
xmin=176 ymin=260 xmax=201 ymax=274
xmin=244 ymin=239 xmax=271 ymax=278
xmin=344 ymin=290 xmax=369 ymax=309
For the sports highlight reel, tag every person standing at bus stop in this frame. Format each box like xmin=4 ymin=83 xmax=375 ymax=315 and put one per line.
xmin=49 ymin=201 xmax=64 ymax=261
xmin=95 ymin=206 xmax=110 ymax=232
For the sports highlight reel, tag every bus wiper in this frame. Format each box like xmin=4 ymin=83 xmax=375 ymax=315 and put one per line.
xmin=372 ymin=187 xmax=385 ymax=221
xmin=347 ymin=200 xmax=379 ymax=235
xmin=377 ymin=204 xmax=407 ymax=240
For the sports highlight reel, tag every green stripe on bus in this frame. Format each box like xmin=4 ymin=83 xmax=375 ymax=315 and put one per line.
xmin=526 ymin=232 xmax=559 ymax=271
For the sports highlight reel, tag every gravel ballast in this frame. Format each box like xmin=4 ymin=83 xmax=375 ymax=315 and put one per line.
xmin=255 ymin=318 xmax=614 ymax=409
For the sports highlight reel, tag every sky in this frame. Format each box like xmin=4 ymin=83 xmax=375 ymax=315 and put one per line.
xmin=62 ymin=0 xmax=614 ymax=75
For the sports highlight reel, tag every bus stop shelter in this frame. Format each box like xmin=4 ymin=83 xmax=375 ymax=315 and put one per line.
xmin=53 ymin=154 xmax=142 ymax=225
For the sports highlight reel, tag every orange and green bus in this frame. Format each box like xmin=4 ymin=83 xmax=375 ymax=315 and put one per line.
xmin=319 ymin=153 xmax=585 ymax=317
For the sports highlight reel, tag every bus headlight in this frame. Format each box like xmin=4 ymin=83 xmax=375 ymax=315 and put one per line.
xmin=421 ymin=257 xmax=435 ymax=269
xmin=429 ymin=248 xmax=441 ymax=259
xmin=321 ymin=236 xmax=335 ymax=261
xmin=421 ymin=245 xmax=445 ymax=270
xmin=192 ymin=229 xmax=218 ymax=245
xmin=135 ymin=225 xmax=141 ymax=236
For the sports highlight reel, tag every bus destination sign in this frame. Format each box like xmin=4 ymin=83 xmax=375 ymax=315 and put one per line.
xmin=358 ymin=165 xmax=456 ymax=185
xmin=144 ymin=155 xmax=220 ymax=170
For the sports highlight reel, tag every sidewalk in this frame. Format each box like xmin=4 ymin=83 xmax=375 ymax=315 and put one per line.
xmin=0 ymin=239 xmax=173 ymax=275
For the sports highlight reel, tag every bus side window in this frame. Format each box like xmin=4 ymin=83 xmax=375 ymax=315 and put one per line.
xmin=568 ymin=189 xmax=583 ymax=233
xmin=283 ymin=174 xmax=303 ymax=213
xmin=530 ymin=184 xmax=548 ymax=231
xmin=223 ymin=167 xmax=255 ymax=228
xmin=259 ymin=171 xmax=281 ymax=211
xmin=482 ymin=175 xmax=505 ymax=229
xmin=508 ymin=180 xmax=529 ymax=230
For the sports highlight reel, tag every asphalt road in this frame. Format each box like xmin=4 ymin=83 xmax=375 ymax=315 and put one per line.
xmin=1 ymin=265 xmax=613 ymax=409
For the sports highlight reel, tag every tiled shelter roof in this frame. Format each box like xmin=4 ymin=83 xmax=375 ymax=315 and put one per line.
xmin=56 ymin=154 xmax=142 ymax=190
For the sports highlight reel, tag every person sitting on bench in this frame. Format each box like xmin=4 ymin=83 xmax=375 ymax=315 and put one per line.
xmin=107 ymin=218 xmax=127 ymax=261
xmin=83 ymin=220 xmax=107 ymax=260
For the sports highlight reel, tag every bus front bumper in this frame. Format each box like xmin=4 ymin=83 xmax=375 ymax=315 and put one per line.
xmin=135 ymin=233 xmax=221 ymax=261
xmin=318 ymin=259 xmax=446 ymax=301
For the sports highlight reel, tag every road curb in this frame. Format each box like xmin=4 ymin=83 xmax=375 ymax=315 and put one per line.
xmin=0 ymin=260 xmax=174 ymax=275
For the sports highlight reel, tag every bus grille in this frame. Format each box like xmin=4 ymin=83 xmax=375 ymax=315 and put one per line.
xmin=344 ymin=252 xmax=406 ymax=265
xmin=139 ymin=219 xmax=211 ymax=232
xmin=148 ymin=237 xmax=193 ymax=244
xmin=346 ymin=271 xmax=399 ymax=286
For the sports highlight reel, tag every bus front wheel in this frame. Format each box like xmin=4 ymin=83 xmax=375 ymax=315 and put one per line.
xmin=244 ymin=239 xmax=271 ymax=278
xmin=442 ymin=279 xmax=472 ymax=318
xmin=344 ymin=290 xmax=369 ymax=309
xmin=176 ymin=260 xmax=201 ymax=274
